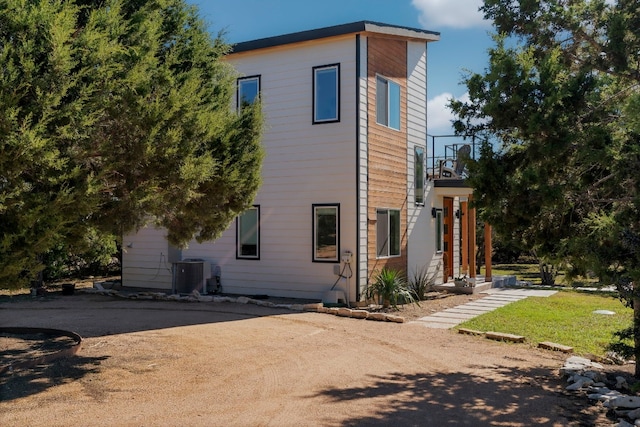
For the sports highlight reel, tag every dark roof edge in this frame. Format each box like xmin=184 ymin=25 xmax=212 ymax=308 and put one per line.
xmin=230 ymin=20 xmax=440 ymax=54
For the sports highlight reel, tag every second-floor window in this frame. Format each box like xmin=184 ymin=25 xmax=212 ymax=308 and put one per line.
xmin=313 ymin=64 xmax=340 ymax=123
xmin=237 ymin=75 xmax=260 ymax=110
xmin=376 ymin=75 xmax=400 ymax=130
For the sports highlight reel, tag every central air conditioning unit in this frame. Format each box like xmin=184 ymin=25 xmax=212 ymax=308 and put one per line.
xmin=173 ymin=260 xmax=211 ymax=294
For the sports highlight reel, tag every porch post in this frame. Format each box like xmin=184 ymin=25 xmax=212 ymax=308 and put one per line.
xmin=484 ymin=222 xmax=492 ymax=282
xmin=468 ymin=197 xmax=476 ymax=279
xmin=460 ymin=200 xmax=469 ymax=275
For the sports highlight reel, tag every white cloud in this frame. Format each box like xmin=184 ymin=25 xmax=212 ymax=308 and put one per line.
xmin=427 ymin=92 xmax=468 ymax=134
xmin=411 ymin=0 xmax=490 ymax=29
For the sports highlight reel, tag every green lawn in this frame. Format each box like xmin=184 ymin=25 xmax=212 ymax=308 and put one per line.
xmin=457 ymin=291 xmax=632 ymax=356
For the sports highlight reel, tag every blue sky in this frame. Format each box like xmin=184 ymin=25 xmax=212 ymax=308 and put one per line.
xmin=188 ymin=0 xmax=495 ymax=136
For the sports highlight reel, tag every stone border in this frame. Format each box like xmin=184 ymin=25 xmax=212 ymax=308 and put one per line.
xmin=81 ymin=288 xmax=406 ymax=323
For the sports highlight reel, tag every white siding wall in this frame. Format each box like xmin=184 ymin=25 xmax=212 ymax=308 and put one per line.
xmin=170 ymin=37 xmax=359 ymax=300
xmin=406 ymin=41 xmax=432 ymax=279
xmin=122 ymin=225 xmax=173 ymax=290
xmin=357 ymin=36 xmax=369 ymax=301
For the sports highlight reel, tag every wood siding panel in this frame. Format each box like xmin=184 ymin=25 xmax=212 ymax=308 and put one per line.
xmin=366 ymin=36 xmax=408 ymax=281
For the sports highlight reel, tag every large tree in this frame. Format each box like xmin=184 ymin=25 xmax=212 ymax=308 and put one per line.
xmin=451 ymin=0 xmax=640 ymax=373
xmin=0 ymin=0 xmax=264 ymax=288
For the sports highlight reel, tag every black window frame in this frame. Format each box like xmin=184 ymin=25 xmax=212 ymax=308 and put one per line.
xmin=312 ymin=203 xmax=340 ymax=263
xmin=312 ymin=64 xmax=340 ymax=124
xmin=236 ymin=205 xmax=260 ymax=260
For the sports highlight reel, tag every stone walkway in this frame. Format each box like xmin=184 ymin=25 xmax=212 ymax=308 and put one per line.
xmin=410 ymin=288 xmax=558 ymax=329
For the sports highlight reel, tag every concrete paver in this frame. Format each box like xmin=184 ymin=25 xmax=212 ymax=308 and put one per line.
xmin=409 ymin=288 xmax=558 ymax=329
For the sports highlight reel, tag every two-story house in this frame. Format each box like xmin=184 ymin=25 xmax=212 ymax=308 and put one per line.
xmin=121 ymin=21 xmax=487 ymax=303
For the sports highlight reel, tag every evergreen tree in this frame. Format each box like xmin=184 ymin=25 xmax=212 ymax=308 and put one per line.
xmin=0 ymin=0 xmax=263 ymax=288
xmin=451 ymin=0 xmax=640 ymax=374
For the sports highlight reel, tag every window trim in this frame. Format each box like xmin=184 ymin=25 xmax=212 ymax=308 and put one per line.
xmin=236 ymin=205 xmax=260 ymax=260
xmin=312 ymin=64 xmax=340 ymax=124
xmin=376 ymin=75 xmax=401 ymax=131
xmin=376 ymin=208 xmax=401 ymax=259
xmin=237 ymin=75 xmax=261 ymax=111
xmin=312 ymin=203 xmax=340 ymax=263
xmin=415 ymin=146 xmax=425 ymax=205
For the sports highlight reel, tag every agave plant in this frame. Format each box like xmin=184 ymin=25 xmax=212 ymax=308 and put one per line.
xmin=366 ymin=267 xmax=416 ymax=309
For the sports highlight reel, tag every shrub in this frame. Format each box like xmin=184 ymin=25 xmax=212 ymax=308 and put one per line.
xmin=366 ymin=267 xmax=416 ymax=309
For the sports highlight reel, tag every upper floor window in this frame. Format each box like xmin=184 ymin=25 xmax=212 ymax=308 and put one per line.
xmin=376 ymin=208 xmax=400 ymax=258
xmin=237 ymin=206 xmax=259 ymax=259
xmin=237 ymin=76 xmax=260 ymax=110
xmin=415 ymin=146 xmax=425 ymax=205
xmin=313 ymin=64 xmax=340 ymax=123
xmin=376 ymin=75 xmax=400 ymax=130
xmin=313 ymin=204 xmax=339 ymax=262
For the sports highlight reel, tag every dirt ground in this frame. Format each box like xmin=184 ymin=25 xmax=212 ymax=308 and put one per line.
xmin=0 ymin=289 xmax=627 ymax=426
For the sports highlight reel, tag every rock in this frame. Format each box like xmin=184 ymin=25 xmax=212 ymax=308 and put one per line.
xmin=337 ymin=308 xmax=352 ymax=317
xmin=236 ymin=296 xmax=250 ymax=304
xmin=616 ymin=420 xmax=634 ymax=427
xmin=350 ymin=310 xmax=369 ymax=319
xmin=289 ymin=304 xmax=304 ymax=311
xmin=566 ymin=379 xmax=586 ymax=391
xmin=607 ymin=396 xmax=640 ymax=409
xmin=593 ymin=309 xmax=616 ymax=315
xmin=367 ymin=313 xmax=387 ymax=321
xmin=458 ymin=328 xmax=484 ymax=336
xmin=627 ymin=407 xmax=640 ymax=419
xmin=617 ymin=376 xmax=629 ymax=390
xmin=538 ymin=341 xmax=573 ymax=353
xmin=255 ymin=300 xmax=275 ymax=307
xmin=327 ymin=307 xmax=340 ymax=315
xmin=303 ymin=303 xmax=323 ymax=311
xmin=485 ymin=331 xmax=526 ymax=343
xmin=385 ymin=315 xmax=405 ymax=323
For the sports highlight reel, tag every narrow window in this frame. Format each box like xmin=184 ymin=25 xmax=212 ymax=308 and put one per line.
xmin=237 ymin=206 xmax=259 ymax=259
xmin=237 ymin=76 xmax=260 ymax=110
xmin=435 ymin=209 xmax=443 ymax=253
xmin=415 ymin=146 xmax=425 ymax=205
xmin=376 ymin=208 xmax=401 ymax=258
xmin=313 ymin=204 xmax=339 ymax=262
xmin=376 ymin=75 xmax=400 ymax=130
xmin=313 ymin=64 xmax=340 ymax=123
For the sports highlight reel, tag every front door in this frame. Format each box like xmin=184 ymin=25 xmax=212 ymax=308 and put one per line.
xmin=443 ymin=197 xmax=454 ymax=280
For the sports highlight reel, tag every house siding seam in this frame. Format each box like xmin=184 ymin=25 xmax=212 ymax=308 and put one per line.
xmin=366 ymin=36 xmax=408 ymax=282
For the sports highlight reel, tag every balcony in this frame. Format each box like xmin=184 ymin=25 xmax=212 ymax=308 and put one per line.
xmin=427 ymin=135 xmax=478 ymax=190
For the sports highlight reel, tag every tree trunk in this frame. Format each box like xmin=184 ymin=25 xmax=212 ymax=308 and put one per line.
xmin=634 ymin=282 xmax=640 ymax=378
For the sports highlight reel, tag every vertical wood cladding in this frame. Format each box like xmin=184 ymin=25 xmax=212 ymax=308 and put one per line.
xmin=366 ymin=36 xmax=408 ymax=280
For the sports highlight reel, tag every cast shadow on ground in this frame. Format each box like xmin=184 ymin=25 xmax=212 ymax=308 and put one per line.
xmin=0 ymin=354 xmax=108 ymax=402
xmin=310 ymin=367 xmax=606 ymax=426
xmin=0 ymin=293 xmax=299 ymax=338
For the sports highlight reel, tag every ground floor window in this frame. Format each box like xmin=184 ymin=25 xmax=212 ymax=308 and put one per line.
xmin=376 ymin=208 xmax=400 ymax=258
xmin=313 ymin=204 xmax=339 ymax=262
xmin=237 ymin=206 xmax=259 ymax=259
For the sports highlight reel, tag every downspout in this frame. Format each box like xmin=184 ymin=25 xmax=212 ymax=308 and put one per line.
xmin=355 ymin=33 xmax=361 ymax=302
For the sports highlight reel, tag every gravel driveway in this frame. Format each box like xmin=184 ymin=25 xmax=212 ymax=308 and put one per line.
xmin=0 ymin=293 xmax=611 ymax=426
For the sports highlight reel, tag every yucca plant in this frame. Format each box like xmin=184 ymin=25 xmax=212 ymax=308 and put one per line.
xmin=366 ymin=267 xmax=416 ymax=309
xmin=408 ymin=264 xmax=439 ymax=301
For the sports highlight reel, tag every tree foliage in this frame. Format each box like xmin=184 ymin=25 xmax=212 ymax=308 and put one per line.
xmin=450 ymin=0 xmax=640 ymax=373
xmin=0 ymin=0 xmax=264 ymax=288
